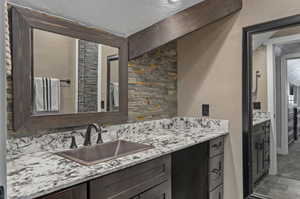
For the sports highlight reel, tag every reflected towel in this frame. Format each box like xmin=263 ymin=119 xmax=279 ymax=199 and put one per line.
xmin=50 ymin=78 xmax=60 ymax=112
xmin=112 ymin=82 xmax=119 ymax=107
xmin=34 ymin=77 xmax=60 ymax=112
xmin=34 ymin=77 xmax=45 ymax=112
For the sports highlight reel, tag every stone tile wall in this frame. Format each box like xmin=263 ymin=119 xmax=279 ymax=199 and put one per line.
xmin=128 ymin=42 xmax=177 ymax=121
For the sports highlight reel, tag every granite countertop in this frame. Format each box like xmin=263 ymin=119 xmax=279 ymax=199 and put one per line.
xmin=7 ymin=117 xmax=229 ymax=199
xmin=253 ymin=111 xmax=271 ymax=126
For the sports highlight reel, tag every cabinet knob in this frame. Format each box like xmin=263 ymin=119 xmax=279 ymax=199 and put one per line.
xmin=212 ymin=142 xmax=222 ymax=149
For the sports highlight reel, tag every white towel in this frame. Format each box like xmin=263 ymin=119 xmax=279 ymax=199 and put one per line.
xmin=113 ymin=82 xmax=119 ymax=107
xmin=49 ymin=78 xmax=60 ymax=112
xmin=34 ymin=77 xmax=60 ymax=113
xmin=34 ymin=77 xmax=45 ymax=112
xmin=111 ymin=82 xmax=119 ymax=107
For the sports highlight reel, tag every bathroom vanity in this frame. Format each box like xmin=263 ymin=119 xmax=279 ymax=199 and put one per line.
xmin=7 ymin=118 xmax=227 ymax=199
xmin=252 ymin=112 xmax=271 ymax=185
xmin=35 ymin=136 xmax=224 ymax=199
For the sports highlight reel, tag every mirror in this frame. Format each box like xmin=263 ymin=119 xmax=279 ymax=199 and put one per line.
xmin=243 ymin=14 xmax=300 ymax=199
xmin=251 ymin=25 xmax=300 ymax=198
xmin=33 ymin=29 xmax=119 ymax=114
xmin=11 ymin=6 xmax=128 ymax=131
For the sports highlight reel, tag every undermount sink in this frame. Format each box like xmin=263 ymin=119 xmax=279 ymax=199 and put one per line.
xmin=55 ymin=140 xmax=154 ymax=166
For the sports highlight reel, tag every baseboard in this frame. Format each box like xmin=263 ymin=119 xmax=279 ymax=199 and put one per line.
xmin=249 ymin=192 xmax=272 ymax=199
xmin=277 ymin=147 xmax=288 ymax=155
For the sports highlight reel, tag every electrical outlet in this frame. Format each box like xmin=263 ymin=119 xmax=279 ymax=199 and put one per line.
xmin=202 ymin=104 xmax=209 ymax=117
xmin=253 ymin=102 xmax=261 ymax=110
xmin=0 ymin=186 xmax=4 ymax=199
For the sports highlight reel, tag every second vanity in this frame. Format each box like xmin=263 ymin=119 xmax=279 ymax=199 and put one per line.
xmin=252 ymin=111 xmax=271 ymax=186
xmin=7 ymin=117 xmax=228 ymax=199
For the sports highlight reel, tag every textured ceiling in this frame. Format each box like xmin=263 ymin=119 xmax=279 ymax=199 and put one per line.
xmin=8 ymin=0 xmax=205 ymax=37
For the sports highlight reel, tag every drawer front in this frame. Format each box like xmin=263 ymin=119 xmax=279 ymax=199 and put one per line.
xmin=140 ymin=182 xmax=171 ymax=199
xmin=210 ymin=137 xmax=224 ymax=158
xmin=209 ymin=185 xmax=223 ymax=199
xmin=89 ymin=155 xmax=171 ymax=199
xmin=209 ymin=155 xmax=224 ymax=191
xmin=38 ymin=184 xmax=87 ymax=199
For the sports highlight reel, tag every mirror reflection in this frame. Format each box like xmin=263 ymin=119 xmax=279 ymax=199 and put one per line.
xmin=32 ymin=29 xmax=119 ymax=115
xmin=251 ymin=24 xmax=300 ymax=198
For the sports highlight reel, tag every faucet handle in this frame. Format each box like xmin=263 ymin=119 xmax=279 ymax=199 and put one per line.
xmin=70 ymin=135 xmax=78 ymax=149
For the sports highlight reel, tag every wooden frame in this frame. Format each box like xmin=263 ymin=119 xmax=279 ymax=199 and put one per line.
xmin=128 ymin=0 xmax=242 ymax=59
xmin=11 ymin=6 xmax=128 ymax=131
xmin=242 ymin=14 xmax=300 ymax=199
xmin=106 ymin=54 xmax=119 ymax=112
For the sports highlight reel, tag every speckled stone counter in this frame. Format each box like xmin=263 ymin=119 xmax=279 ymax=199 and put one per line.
xmin=7 ymin=117 xmax=229 ymax=199
xmin=253 ymin=111 xmax=271 ymax=126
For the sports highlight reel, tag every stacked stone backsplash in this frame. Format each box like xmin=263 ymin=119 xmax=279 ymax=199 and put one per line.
xmin=6 ymin=41 xmax=177 ymax=137
xmin=128 ymin=42 xmax=177 ymax=121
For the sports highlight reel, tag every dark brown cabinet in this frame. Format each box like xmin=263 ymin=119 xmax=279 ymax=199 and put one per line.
xmin=172 ymin=142 xmax=209 ymax=199
xmin=252 ymin=121 xmax=270 ymax=185
xmin=37 ymin=184 xmax=87 ymax=199
xmin=89 ymin=155 xmax=171 ymax=199
xmin=140 ymin=182 xmax=171 ymax=199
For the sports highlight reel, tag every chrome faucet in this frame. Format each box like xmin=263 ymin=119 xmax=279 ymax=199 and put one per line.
xmin=83 ymin=123 xmax=102 ymax=146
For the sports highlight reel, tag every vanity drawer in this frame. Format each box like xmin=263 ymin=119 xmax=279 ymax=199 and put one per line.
xmin=210 ymin=137 xmax=224 ymax=158
xmin=37 ymin=183 xmax=87 ymax=199
xmin=209 ymin=155 xmax=224 ymax=191
xmin=89 ymin=155 xmax=171 ymax=199
xmin=209 ymin=185 xmax=223 ymax=199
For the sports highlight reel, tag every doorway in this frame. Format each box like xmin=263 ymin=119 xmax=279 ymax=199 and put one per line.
xmin=243 ymin=14 xmax=300 ymax=199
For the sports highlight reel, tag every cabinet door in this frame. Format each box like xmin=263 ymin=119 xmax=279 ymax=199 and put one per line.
xmin=263 ymin=123 xmax=270 ymax=173
xmin=38 ymin=184 xmax=87 ymax=199
xmin=140 ymin=182 xmax=171 ymax=199
xmin=172 ymin=142 xmax=208 ymax=199
xmin=89 ymin=155 xmax=171 ymax=199
xmin=252 ymin=133 xmax=260 ymax=183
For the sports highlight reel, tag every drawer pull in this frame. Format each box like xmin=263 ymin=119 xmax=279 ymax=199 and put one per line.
xmin=211 ymin=168 xmax=222 ymax=177
xmin=212 ymin=142 xmax=222 ymax=149
xmin=211 ymin=161 xmax=223 ymax=177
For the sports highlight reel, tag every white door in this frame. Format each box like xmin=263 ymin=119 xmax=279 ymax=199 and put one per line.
xmin=0 ymin=1 xmax=7 ymax=199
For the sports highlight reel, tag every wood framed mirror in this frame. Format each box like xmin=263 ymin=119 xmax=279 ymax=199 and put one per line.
xmin=11 ymin=6 xmax=128 ymax=131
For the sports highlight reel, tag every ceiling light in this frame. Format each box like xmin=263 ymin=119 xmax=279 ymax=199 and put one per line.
xmin=168 ymin=0 xmax=180 ymax=4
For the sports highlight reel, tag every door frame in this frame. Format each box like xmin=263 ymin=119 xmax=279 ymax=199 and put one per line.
xmin=0 ymin=1 xmax=7 ymax=199
xmin=243 ymin=14 xmax=300 ymax=199
xmin=281 ymin=53 xmax=300 ymax=154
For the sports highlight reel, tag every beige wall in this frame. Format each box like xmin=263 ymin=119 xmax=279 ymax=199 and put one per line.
xmin=33 ymin=29 xmax=77 ymax=114
xmin=177 ymin=0 xmax=300 ymax=198
xmin=252 ymin=46 xmax=268 ymax=112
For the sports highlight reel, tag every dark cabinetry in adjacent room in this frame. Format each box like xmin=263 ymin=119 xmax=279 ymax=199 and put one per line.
xmin=295 ymin=107 xmax=300 ymax=141
xmin=288 ymin=108 xmax=295 ymax=144
xmin=252 ymin=121 xmax=270 ymax=185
